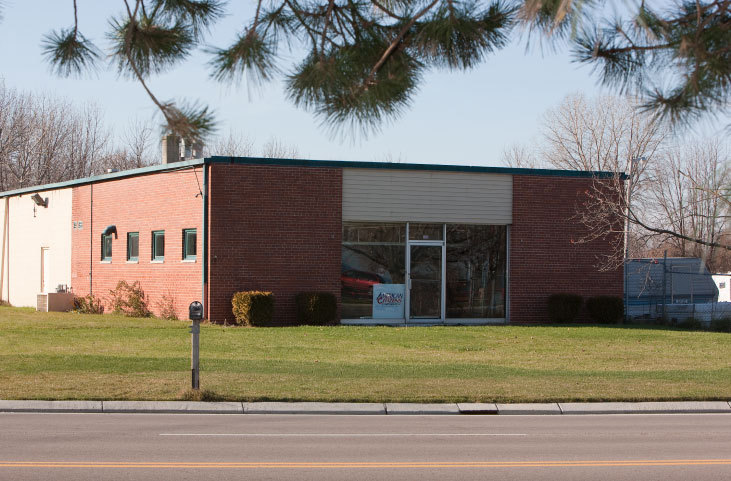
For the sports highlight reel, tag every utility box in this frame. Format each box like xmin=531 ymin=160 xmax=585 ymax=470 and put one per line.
xmin=37 ymin=292 xmax=75 ymax=312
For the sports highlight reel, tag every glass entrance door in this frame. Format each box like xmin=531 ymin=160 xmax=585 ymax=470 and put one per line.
xmin=408 ymin=244 xmax=442 ymax=320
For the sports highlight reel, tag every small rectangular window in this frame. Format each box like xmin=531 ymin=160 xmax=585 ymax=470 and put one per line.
xmin=152 ymin=230 xmax=165 ymax=261
xmin=127 ymin=232 xmax=139 ymax=261
xmin=101 ymin=233 xmax=113 ymax=261
xmin=183 ymin=229 xmax=197 ymax=260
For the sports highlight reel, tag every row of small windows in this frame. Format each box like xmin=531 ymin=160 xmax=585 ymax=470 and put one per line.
xmin=102 ymin=229 xmax=196 ymax=262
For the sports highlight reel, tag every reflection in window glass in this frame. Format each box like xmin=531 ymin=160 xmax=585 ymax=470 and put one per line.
xmin=152 ymin=230 xmax=165 ymax=261
xmin=101 ymin=234 xmax=113 ymax=261
xmin=127 ymin=232 xmax=139 ymax=261
xmin=446 ymin=225 xmax=506 ymax=318
xmin=183 ymin=229 xmax=197 ymax=260
xmin=409 ymin=223 xmax=443 ymax=240
xmin=342 ymin=223 xmax=405 ymax=319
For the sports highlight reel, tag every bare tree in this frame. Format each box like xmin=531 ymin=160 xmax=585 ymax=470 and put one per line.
xmin=642 ymin=140 xmax=730 ymax=271
xmin=510 ymin=93 xmax=730 ymax=270
xmin=203 ymin=131 xmax=299 ymax=159
xmin=501 ymin=143 xmax=540 ymax=169
xmin=260 ymin=138 xmax=300 ymax=159
xmin=540 ymin=93 xmax=668 ymax=199
xmin=122 ymin=118 xmax=155 ymax=168
xmin=204 ymin=130 xmax=255 ymax=157
xmin=0 ymin=85 xmax=111 ymax=190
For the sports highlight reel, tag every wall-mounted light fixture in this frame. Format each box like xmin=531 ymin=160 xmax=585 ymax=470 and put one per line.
xmin=31 ymin=193 xmax=48 ymax=208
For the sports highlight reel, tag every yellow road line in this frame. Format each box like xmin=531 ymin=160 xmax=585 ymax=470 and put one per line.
xmin=0 ymin=460 xmax=730 ymax=469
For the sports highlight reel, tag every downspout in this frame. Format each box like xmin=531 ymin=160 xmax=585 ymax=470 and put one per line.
xmin=202 ymin=161 xmax=209 ymax=319
xmin=89 ymin=184 xmax=93 ymax=295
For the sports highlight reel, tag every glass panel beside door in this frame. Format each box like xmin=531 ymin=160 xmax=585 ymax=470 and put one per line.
xmin=409 ymin=244 xmax=442 ymax=320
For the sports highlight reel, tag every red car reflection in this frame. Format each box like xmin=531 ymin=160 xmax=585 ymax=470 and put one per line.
xmin=341 ymin=270 xmax=383 ymax=299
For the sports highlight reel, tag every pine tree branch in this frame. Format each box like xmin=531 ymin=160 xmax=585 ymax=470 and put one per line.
xmin=371 ymin=0 xmax=402 ymax=20
xmin=365 ymin=0 xmax=439 ymax=86
xmin=320 ymin=0 xmax=335 ymax=54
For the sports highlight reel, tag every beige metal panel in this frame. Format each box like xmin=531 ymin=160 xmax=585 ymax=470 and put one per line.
xmin=3 ymin=189 xmax=73 ymax=307
xmin=343 ymin=168 xmax=512 ymax=223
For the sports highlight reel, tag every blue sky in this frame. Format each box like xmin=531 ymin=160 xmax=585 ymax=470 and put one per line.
xmin=0 ymin=1 xmax=687 ymax=166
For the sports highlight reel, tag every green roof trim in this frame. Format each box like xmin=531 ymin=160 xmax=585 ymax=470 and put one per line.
xmin=0 ymin=156 xmax=623 ymax=198
xmin=0 ymin=158 xmax=204 ymax=197
xmin=207 ymin=156 xmax=622 ymax=178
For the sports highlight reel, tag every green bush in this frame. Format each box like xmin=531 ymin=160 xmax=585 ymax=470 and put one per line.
xmin=109 ymin=280 xmax=151 ymax=317
xmin=73 ymin=294 xmax=105 ymax=314
xmin=710 ymin=317 xmax=731 ymax=333
xmin=232 ymin=291 xmax=274 ymax=326
xmin=296 ymin=292 xmax=337 ymax=325
xmin=586 ymin=296 xmax=624 ymax=324
xmin=547 ymin=294 xmax=583 ymax=322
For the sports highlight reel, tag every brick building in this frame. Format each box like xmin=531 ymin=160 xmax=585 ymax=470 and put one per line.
xmin=0 ymin=155 xmax=623 ymax=324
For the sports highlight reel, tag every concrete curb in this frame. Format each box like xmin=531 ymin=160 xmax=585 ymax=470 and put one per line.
xmin=497 ymin=403 xmax=562 ymax=415
xmin=102 ymin=401 xmax=244 ymax=414
xmin=385 ymin=403 xmax=460 ymax=415
xmin=245 ymin=402 xmax=386 ymax=415
xmin=1 ymin=400 xmax=729 ymax=415
xmin=558 ymin=401 xmax=731 ymax=415
xmin=457 ymin=403 xmax=498 ymax=414
xmin=0 ymin=400 xmax=103 ymax=413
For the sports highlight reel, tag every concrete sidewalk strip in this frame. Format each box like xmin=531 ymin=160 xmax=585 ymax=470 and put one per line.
xmin=386 ymin=403 xmax=460 ymax=415
xmin=102 ymin=401 xmax=244 ymax=414
xmin=559 ymin=401 xmax=731 ymax=415
xmin=497 ymin=403 xmax=562 ymax=415
xmin=0 ymin=400 xmax=103 ymax=413
xmin=245 ymin=402 xmax=386 ymax=415
xmin=457 ymin=403 xmax=498 ymax=414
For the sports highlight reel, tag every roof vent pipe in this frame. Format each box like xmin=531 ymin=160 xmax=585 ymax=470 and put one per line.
xmin=181 ymin=138 xmax=204 ymax=160
xmin=162 ymin=134 xmax=180 ymax=164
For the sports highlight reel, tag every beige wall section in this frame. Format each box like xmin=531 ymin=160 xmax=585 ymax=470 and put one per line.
xmin=342 ymin=168 xmax=512 ymax=223
xmin=0 ymin=189 xmax=73 ymax=307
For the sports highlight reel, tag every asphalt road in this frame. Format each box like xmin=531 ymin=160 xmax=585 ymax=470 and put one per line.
xmin=0 ymin=413 xmax=729 ymax=480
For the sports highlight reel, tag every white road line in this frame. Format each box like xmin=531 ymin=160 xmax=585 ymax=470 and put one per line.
xmin=159 ymin=433 xmax=528 ymax=437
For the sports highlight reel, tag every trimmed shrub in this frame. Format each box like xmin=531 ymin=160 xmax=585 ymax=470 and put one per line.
xmin=586 ymin=296 xmax=624 ymax=324
xmin=74 ymin=294 xmax=105 ymax=314
xmin=109 ymin=280 xmax=151 ymax=317
xmin=232 ymin=291 xmax=274 ymax=326
xmin=547 ymin=294 xmax=583 ymax=322
xmin=296 ymin=292 xmax=337 ymax=325
xmin=710 ymin=317 xmax=731 ymax=333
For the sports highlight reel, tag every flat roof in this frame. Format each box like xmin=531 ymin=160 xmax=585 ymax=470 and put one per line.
xmin=0 ymin=156 xmax=621 ymax=197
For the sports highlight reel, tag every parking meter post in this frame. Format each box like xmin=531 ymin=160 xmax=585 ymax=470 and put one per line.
xmin=188 ymin=301 xmax=203 ymax=391
xmin=191 ymin=320 xmax=200 ymax=390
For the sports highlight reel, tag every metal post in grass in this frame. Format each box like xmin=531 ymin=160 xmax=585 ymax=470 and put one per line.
xmin=189 ymin=301 xmax=203 ymax=390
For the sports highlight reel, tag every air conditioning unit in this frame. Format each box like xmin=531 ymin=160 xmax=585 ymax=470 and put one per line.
xmin=37 ymin=292 xmax=75 ymax=312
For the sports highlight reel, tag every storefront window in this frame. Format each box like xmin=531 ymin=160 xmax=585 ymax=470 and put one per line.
xmin=409 ymin=223 xmax=443 ymax=240
xmin=342 ymin=222 xmax=506 ymax=320
xmin=342 ymin=222 xmax=406 ymax=319
xmin=446 ymin=225 xmax=506 ymax=318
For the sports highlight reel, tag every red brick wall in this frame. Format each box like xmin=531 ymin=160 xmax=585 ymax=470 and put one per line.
xmin=207 ymin=164 xmax=342 ymax=324
xmin=71 ymin=168 xmax=203 ymax=319
xmin=509 ymin=175 xmax=623 ymax=323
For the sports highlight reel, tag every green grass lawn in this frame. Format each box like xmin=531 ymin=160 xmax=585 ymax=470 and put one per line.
xmin=0 ymin=306 xmax=729 ymax=402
